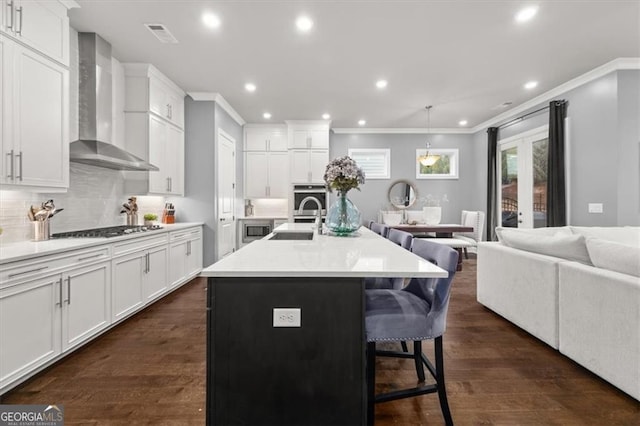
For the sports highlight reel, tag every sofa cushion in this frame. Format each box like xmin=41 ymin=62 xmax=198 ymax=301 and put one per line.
xmin=585 ymin=237 xmax=640 ymax=277
xmin=495 ymin=227 xmax=591 ymax=264
xmin=570 ymin=226 xmax=640 ymax=247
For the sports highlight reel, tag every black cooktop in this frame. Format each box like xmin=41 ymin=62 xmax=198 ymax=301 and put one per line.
xmin=51 ymin=225 xmax=163 ymax=238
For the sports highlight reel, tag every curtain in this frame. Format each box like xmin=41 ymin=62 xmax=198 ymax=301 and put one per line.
xmin=547 ymin=100 xmax=568 ymax=226
xmin=486 ymin=127 xmax=499 ymax=241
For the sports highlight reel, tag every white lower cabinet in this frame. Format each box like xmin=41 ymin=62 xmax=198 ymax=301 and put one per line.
xmin=111 ymin=234 xmax=168 ymax=322
xmin=168 ymin=227 xmax=203 ymax=289
xmin=0 ymin=247 xmax=110 ymax=393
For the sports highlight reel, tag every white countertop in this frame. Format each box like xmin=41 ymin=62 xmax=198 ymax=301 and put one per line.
xmin=201 ymin=223 xmax=447 ymax=278
xmin=0 ymin=223 xmax=203 ymax=265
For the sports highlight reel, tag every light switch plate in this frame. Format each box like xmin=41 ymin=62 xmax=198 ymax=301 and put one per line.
xmin=588 ymin=203 xmax=603 ymax=213
xmin=273 ymin=308 xmax=301 ymax=327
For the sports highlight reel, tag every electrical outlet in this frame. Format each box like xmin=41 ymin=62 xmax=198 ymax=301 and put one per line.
xmin=588 ymin=203 xmax=603 ymax=213
xmin=273 ymin=308 xmax=301 ymax=327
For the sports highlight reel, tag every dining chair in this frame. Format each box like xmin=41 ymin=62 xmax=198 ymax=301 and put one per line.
xmin=365 ymin=239 xmax=458 ymax=426
xmin=386 ymin=228 xmax=413 ymax=250
xmin=370 ymin=222 xmax=390 ymax=238
xmin=367 ymin=220 xmax=375 ymax=229
xmin=431 ymin=210 xmax=485 ymax=258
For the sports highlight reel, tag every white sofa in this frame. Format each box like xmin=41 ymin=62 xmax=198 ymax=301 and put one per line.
xmin=477 ymin=226 xmax=639 ymax=401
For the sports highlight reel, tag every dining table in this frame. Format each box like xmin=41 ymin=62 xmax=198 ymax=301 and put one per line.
xmin=388 ymin=224 xmax=474 ymax=270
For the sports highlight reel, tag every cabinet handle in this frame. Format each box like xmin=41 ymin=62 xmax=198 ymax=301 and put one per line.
xmin=169 ymin=177 xmax=172 ymax=192
xmin=147 ymin=253 xmax=151 ymax=273
xmin=6 ymin=1 xmax=14 ymax=31
xmin=78 ymin=253 xmax=103 ymax=261
xmin=15 ymin=6 xmax=22 ymax=35
xmin=187 ymin=240 xmax=191 ymax=256
xmin=169 ymin=104 xmax=173 ymax=119
xmin=6 ymin=150 xmax=14 ymax=179
xmin=55 ymin=278 xmax=63 ymax=307
xmin=166 ymin=177 xmax=171 ymax=192
xmin=16 ymin=151 xmax=23 ymax=181
xmin=8 ymin=266 xmax=48 ymax=278
xmin=307 ymin=171 xmax=311 ymax=182
xmin=65 ymin=277 xmax=71 ymax=305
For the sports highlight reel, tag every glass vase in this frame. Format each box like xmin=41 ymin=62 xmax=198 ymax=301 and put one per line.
xmin=326 ymin=191 xmax=361 ymax=236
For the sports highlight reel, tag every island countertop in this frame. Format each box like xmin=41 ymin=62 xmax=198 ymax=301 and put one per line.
xmin=200 ymin=224 xmax=447 ymax=278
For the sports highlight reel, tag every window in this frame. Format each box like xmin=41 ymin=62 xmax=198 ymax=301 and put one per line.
xmin=415 ymin=149 xmax=459 ymax=179
xmin=348 ymin=149 xmax=390 ymax=179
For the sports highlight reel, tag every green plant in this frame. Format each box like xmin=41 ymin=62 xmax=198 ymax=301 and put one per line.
xmin=143 ymin=213 xmax=158 ymax=221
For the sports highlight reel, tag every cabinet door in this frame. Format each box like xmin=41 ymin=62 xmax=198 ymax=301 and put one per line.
xmin=112 ymin=253 xmax=144 ymax=322
xmin=290 ymin=150 xmax=310 ymax=183
xmin=291 ymin=130 xmax=310 ymax=149
xmin=0 ymin=274 xmax=62 ymax=389
xmin=245 ymin=129 xmax=268 ymax=151
xmin=62 ymin=261 xmax=111 ymax=351
xmin=168 ymin=240 xmax=187 ymax=289
xmin=267 ymin=151 xmax=289 ymax=198
xmin=309 ymin=150 xmax=329 ymax=183
xmin=166 ymin=124 xmax=184 ymax=195
xmin=0 ymin=35 xmax=7 ymax=184
xmin=148 ymin=76 xmax=168 ymax=120
xmin=144 ymin=245 xmax=168 ymax=302
xmin=309 ymin=130 xmax=329 ymax=149
xmin=186 ymin=237 xmax=203 ymax=278
xmin=166 ymin=89 xmax=184 ymax=129
xmin=13 ymin=0 xmax=69 ymax=65
xmin=148 ymin=114 xmax=168 ymax=194
xmin=245 ymin=151 xmax=268 ymax=197
xmin=268 ymin=130 xmax=288 ymax=151
xmin=12 ymin=43 xmax=68 ymax=188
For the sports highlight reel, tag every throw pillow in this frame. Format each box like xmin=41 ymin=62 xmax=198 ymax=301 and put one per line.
xmin=585 ymin=237 xmax=640 ymax=277
xmin=570 ymin=226 xmax=640 ymax=247
xmin=496 ymin=227 xmax=591 ymax=264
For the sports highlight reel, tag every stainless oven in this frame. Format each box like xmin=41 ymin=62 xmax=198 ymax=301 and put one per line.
xmin=242 ymin=219 xmax=272 ymax=243
xmin=293 ymin=184 xmax=328 ymax=218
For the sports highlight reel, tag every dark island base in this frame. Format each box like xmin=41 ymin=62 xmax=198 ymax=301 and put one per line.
xmin=207 ymin=276 xmax=366 ymax=425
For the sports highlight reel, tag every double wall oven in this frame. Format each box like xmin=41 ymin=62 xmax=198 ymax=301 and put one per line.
xmin=292 ymin=184 xmax=328 ymax=223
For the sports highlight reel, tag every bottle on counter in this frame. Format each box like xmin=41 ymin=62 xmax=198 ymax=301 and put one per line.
xmin=245 ymin=200 xmax=254 ymax=217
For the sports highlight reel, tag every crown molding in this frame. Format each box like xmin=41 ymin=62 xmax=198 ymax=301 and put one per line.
xmin=61 ymin=0 xmax=80 ymax=8
xmin=187 ymin=92 xmax=246 ymax=126
xmin=470 ymin=57 xmax=640 ymax=133
xmin=331 ymin=128 xmax=474 ymax=135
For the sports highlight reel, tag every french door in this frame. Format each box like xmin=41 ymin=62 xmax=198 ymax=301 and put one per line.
xmin=498 ymin=126 xmax=548 ymax=228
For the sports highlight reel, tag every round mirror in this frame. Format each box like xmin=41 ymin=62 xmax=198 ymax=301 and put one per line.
xmin=388 ymin=180 xmax=417 ymax=209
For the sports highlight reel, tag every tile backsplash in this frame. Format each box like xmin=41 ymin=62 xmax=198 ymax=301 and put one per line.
xmin=0 ymin=163 xmax=165 ymax=243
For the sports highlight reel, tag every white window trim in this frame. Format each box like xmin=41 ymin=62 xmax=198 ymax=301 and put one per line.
xmin=348 ymin=148 xmax=391 ymax=179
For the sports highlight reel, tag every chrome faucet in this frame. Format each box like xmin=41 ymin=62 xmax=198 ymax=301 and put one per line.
xmin=298 ymin=196 xmax=323 ymax=235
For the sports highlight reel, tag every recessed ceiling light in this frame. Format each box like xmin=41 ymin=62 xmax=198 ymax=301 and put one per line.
xmin=358 ymin=119 xmax=366 ymax=126
xmin=263 ymin=112 xmax=272 ymax=119
xmin=244 ymin=83 xmax=256 ymax=92
xmin=322 ymin=113 xmax=331 ymax=120
xmin=296 ymin=15 xmax=314 ymax=32
xmin=524 ymin=81 xmax=538 ymax=90
xmin=202 ymin=13 xmax=221 ymax=29
xmin=376 ymin=79 xmax=388 ymax=89
xmin=515 ymin=6 xmax=538 ymax=23
xmin=459 ymin=120 xmax=468 ymax=126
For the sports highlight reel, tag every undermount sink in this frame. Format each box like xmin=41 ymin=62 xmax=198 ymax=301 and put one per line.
xmin=268 ymin=232 xmax=314 ymax=241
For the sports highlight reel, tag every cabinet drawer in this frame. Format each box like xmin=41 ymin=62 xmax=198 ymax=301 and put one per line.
xmin=169 ymin=227 xmax=202 ymax=243
xmin=0 ymin=246 xmax=110 ymax=286
xmin=112 ymin=234 xmax=168 ymax=257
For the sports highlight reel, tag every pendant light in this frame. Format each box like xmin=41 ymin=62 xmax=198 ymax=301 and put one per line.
xmin=418 ymin=105 xmax=440 ymax=167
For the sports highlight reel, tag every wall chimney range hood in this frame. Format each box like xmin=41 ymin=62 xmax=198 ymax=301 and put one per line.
xmin=70 ymin=33 xmax=158 ymax=171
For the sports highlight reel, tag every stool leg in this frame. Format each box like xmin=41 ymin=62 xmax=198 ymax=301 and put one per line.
xmin=413 ymin=340 xmax=426 ymax=382
xmin=434 ymin=336 xmax=453 ymax=426
xmin=400 ymin=341 xmax=408 ymax=352
xmin=367 ymin=341 xmax=376 ymax=425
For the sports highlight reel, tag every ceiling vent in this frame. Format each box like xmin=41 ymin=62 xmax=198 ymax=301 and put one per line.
xmin=144 ymin=23 xmax=178 ymax=44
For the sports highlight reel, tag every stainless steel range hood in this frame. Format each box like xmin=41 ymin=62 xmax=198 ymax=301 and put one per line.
xmin=70 ymin=33 xmax=158 ymax=171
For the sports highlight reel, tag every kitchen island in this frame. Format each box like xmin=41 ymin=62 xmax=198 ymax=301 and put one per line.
xmin=200 ymin=224 xmax=446 ymax=425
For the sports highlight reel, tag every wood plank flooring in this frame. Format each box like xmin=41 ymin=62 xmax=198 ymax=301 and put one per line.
xmin=2 ymin=258 xmax=639 ymax=425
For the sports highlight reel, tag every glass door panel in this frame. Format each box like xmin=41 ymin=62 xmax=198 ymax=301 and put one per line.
xmin=500 ymin=146 xmax=519 ymax=227
xmin=532 ymin=138 xmax=548 ymax=228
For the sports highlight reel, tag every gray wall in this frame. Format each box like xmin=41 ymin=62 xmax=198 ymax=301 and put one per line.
xmin=471 ymin=69 xmax=639 ymax=227
xmin=170 ymin=97 xmax=243 ymax=266
xmin=330 ymin=132 xmax=476 ymax=224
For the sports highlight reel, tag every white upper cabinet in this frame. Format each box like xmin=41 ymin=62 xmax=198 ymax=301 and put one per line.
xmin=245 ymin=151 xmax=289 ymax=198
xmin=1 ymin=39 xmax=69 ymax=189
xmin=244 ymin=126 xmax=287 ymax=152
xmin=0 ymin=0 xmax=72 ymax=66
xmin=289 ymin=129 xmax=329 ymax=149
xmin=286 ymin=121 xmax=330 ymax=184
xmin=123 ymin=63 xmax=185 ymax=130
xmin=123 ymin=63 xmax=185 ymax=196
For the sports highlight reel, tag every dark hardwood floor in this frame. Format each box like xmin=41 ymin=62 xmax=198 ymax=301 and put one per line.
xmin=2 ymin=257 xmax=639 ymax=425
